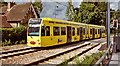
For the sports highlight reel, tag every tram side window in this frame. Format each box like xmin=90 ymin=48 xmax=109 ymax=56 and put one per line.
xmin=87 ymin=28 xmax=89 ymax=34
xmin=41 ymin=26 xmax=45 ymax=36
xmin=102 ymin=30 xmax=104 ymax=33
xmin=95 ymin=29 xmax=97 ymax=34
xmin=98 ymin=29 xmax=100 ymax=34
xmin=53 ymin=27 xmax=60 ymax=36
xmin=83 ymin=28 xmax=85 ymax=35
xmin=61 ymin=27 xmax=66 ymax=35
xmin=72 ymin=28 xmax=75 ymax=36
xmin=77 ymin=28 xmax=80 ymax=35
xmin=46 ymin=26 xmax=50 ymax=36
xmin=102 ymin=29 xmax=105 ymax=33
xmin=90 ymin=29 xmax=92 ymax=34
xmin=80 ymin=27 xmax=82 ymax=33
xmin=104 ymin=30 xmax=106 ymax=33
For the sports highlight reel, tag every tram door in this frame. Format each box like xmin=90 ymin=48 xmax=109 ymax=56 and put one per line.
xmin=67 ymin=26 xmax=72 ymax=43
xmin=100 ymin=29 xmax=102 ymax=38
xmin=93 ymin=28 xmax=95 ymax=38
xmin=80 ymin=27 xmax=83 ymax=40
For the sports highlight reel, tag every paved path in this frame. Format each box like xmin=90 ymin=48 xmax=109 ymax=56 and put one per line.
xmin=109 ymin=35 xmax=120 ymax=66
xmin=109 ymin=52 xmax=120 ymax=66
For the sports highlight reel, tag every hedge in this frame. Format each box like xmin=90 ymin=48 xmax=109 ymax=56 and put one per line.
xmin=1 ymin=25 xmax=27 ymax=46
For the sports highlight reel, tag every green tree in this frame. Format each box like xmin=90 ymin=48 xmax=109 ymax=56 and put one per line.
xmin=32 ymin=0 xmax=43 ymax=18
xmin=66 ymin=2 xmax=108 ymax=26
xmin=78 ymin=2 xmax=107 ymax=26
xmin=72 ymin=7 xmax=79 ymax=22
xmin=78 ymin=2 xmax=96 ymax=24
xmin=65 ymin=0 xmax=74 ymax=21
xmin=109 ymin=9 xmax=120 ymax=25
xmin=0 ymin=0 xmax=7 ymax=7
xmin=118 ymin=9 xmax=120 ymax=19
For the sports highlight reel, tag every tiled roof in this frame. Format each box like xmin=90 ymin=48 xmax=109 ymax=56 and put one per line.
xmin=0 ymin=6 xmax=7 ymax=14
xmin=7 ymin=2 xmax=32 ymax=21
xmin=0 ymin=15 xmax=12 ymax=28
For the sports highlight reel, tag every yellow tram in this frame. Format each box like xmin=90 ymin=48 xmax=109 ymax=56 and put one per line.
xmin=27 ymin=18 xmax=106 ymax=47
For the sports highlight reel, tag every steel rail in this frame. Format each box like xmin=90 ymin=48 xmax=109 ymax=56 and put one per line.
xmin=59 ymin=43 xmax=100 ymax=65
xmin=25 ymin=43 xmax=91 ymax=65
xmin=2 ymin=47 xmax=34 ymax=54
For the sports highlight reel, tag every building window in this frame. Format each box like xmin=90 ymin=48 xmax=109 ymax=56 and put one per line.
xmin=77 ymin=28 xmax=80 ymax=35
xmin=46 ymin=26 xmax=50 ymax=36
xmin=41 ymin=26 xmax=45 ymax=36
xmin=53 ymin=27 xmax=60 ymax=36
xmin=72 ymin=28 xmax=75 ymax=36
xmin=90 ymin=29 xmax=92 ymax=34
xmin=61 ymin=27 xmax=66 ymax=35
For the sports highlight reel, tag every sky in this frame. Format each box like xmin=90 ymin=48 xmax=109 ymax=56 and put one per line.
xmin=4 ymin=0 xmax=120 ymax=20
xmin=40 ymin=2 xmax=83 ymax=20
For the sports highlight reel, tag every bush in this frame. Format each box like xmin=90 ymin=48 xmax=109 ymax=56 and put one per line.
xmin=110 ymin=28 xmax=120 ymax=34
xmin=20 ymin=40 xmax=26 ymax=44
xmin=2 ymin=39 xmax=12 ymax=46
xmin=15 ymin=41 xmax=19 ymax=45
xmin=1 ymin=25 xmax=27 ymax=46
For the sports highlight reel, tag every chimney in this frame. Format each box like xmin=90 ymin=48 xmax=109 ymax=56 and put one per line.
xmin=7 ymin=1 xmax=15 ymax=11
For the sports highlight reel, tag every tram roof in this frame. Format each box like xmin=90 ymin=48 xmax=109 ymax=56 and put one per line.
xmin=41 ymin=18 xmax=86 ymax=25
xmin=30 ymin=18 xmax=105 ymax=28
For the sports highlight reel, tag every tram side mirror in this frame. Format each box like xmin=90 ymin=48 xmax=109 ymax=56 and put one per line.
xmin=44 ymin=26 xmax=47 ymax=30
xmin=42 ymin=24 xmax=46 ymax=30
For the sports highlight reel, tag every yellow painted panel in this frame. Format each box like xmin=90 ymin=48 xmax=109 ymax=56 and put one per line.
xmin=27 ymin=18 xmax=106 ymax=47
xmin=27 ymin=36 xmax=41 ymax=47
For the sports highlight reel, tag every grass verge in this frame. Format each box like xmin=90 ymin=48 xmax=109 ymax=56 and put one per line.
xmin=74 ymin=52 xmax=105 ymax=65
xmin=62 ymin=51 xmax=105 ymax=65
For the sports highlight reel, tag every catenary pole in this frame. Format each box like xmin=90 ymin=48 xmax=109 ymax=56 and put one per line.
xmin=107 ymin=1 xmax=110 ymax=47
